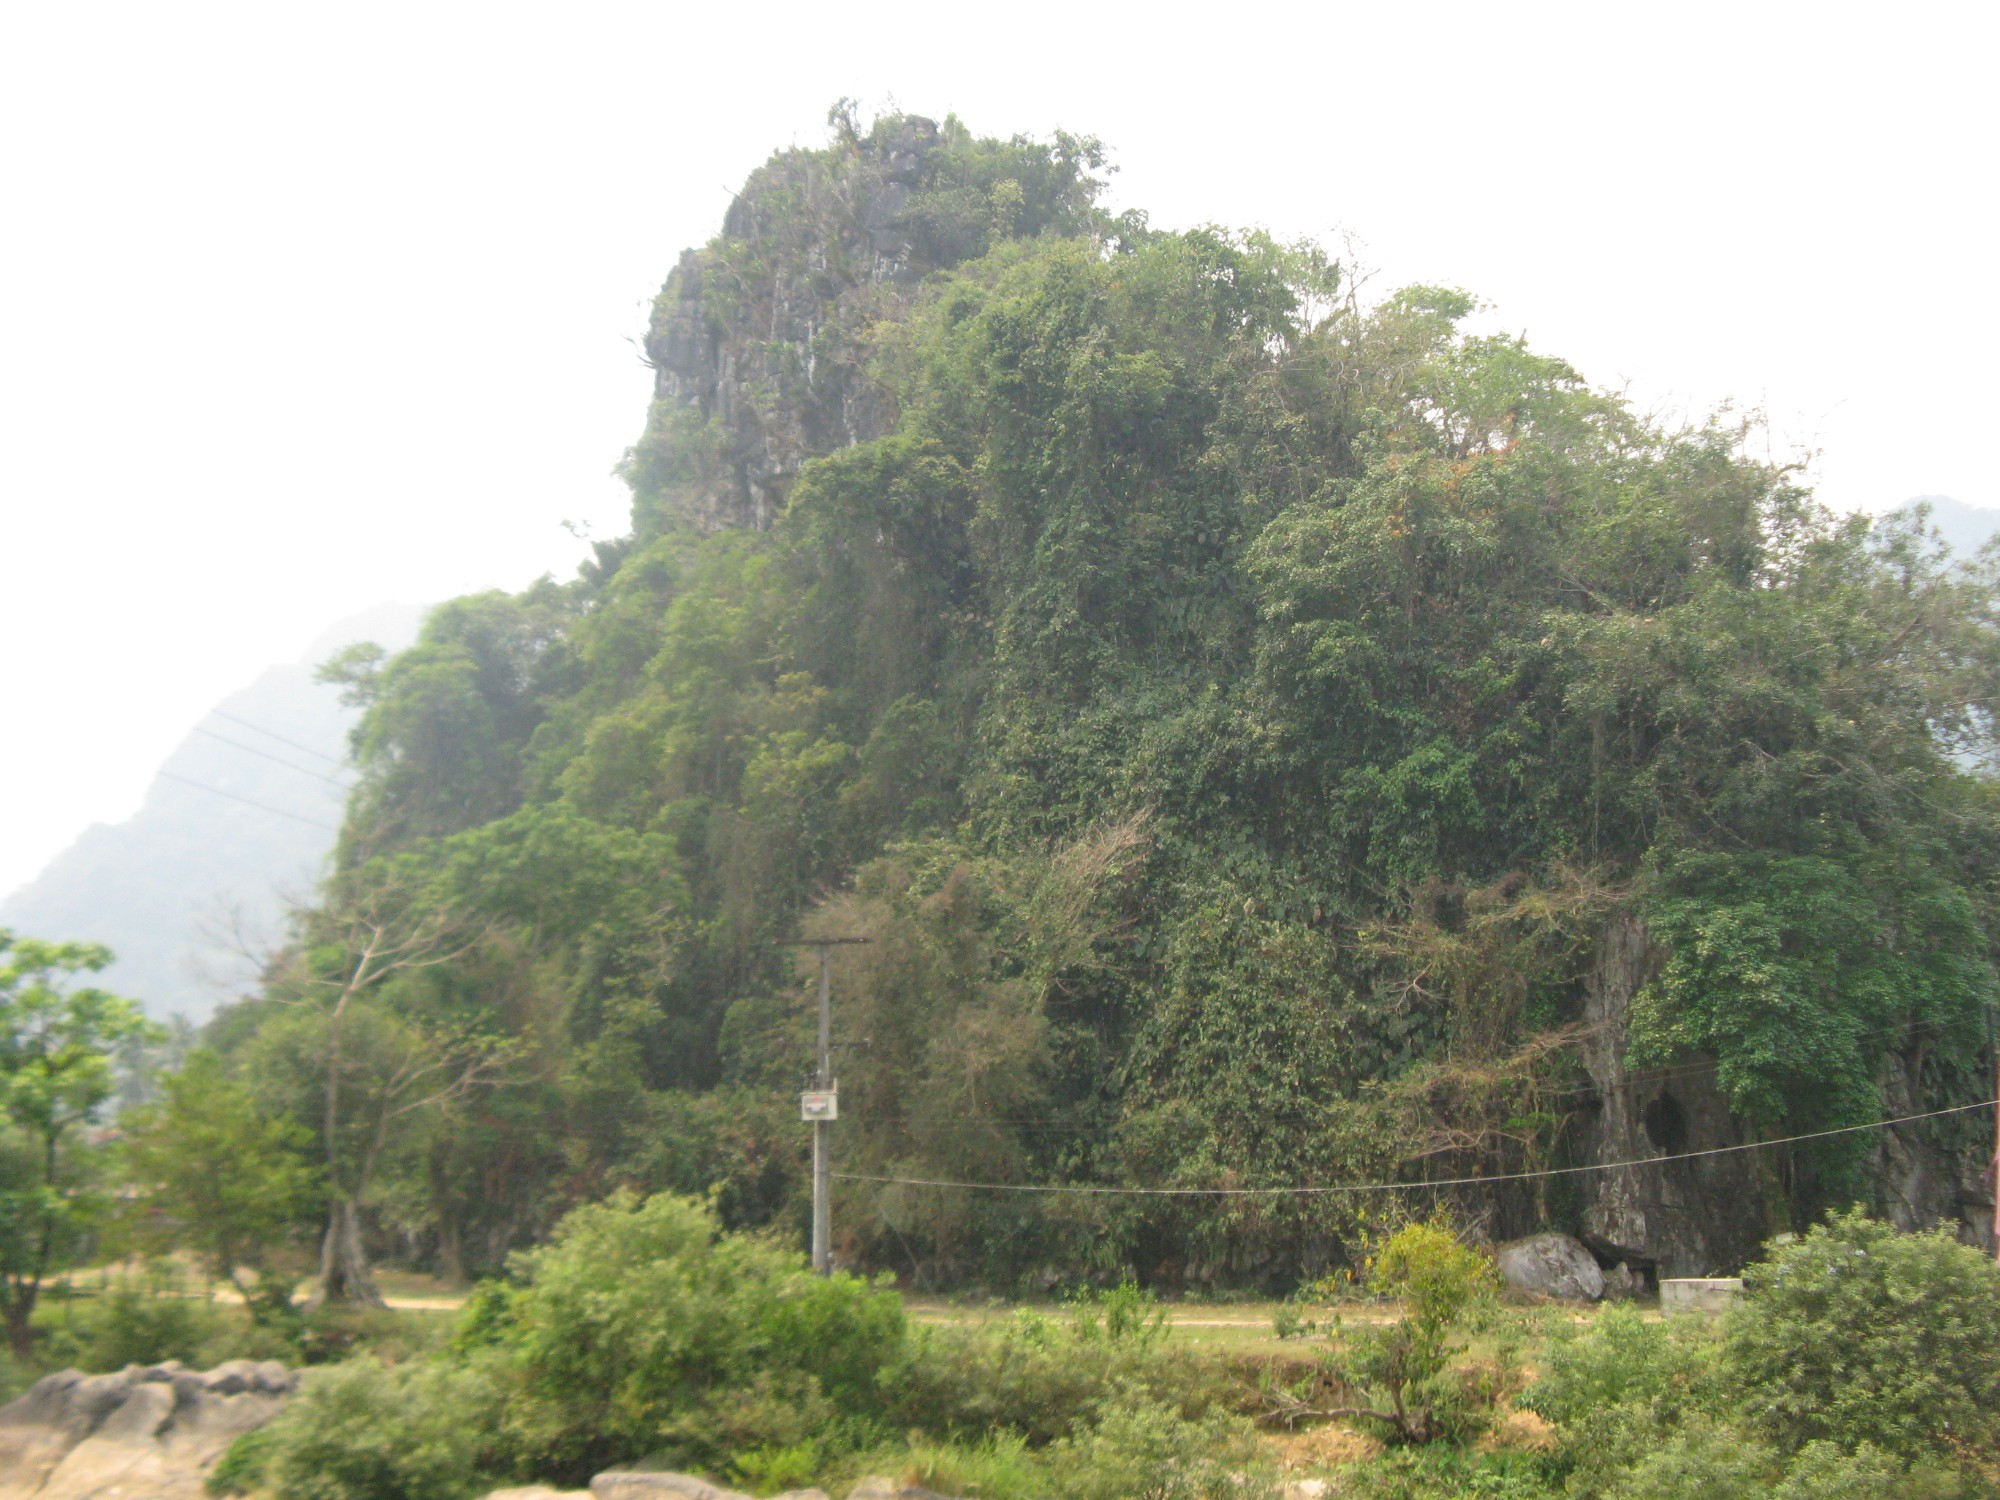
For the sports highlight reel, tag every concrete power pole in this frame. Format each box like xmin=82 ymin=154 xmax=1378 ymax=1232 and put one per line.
xmin=811 ymin=944 xmax=833 ymax=1275
xmin=783 ymin=936 xmax=867 ymax=1276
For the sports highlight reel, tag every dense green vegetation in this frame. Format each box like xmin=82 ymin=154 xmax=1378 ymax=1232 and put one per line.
xmin=6 ymin=104 xmax=2000 ymax=1498
xmin=219 ymin=1190 xmax=1257 ymax=1500
xmin=185 ymin=107 xmax=1998 ymax=1291
xmin=201 ymin=1199 xmax=2000 ymax=1500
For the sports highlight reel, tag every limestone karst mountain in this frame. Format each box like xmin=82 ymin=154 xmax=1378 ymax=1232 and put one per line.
xmin=0 ymin=603 xmax=421 ymax=1021
xmin=1898 ymin=494 xmax=1999 ymax=556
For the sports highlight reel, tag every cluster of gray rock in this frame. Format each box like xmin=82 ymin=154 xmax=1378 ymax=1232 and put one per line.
xmin=0 ymin=1361 xmax=1360 ymax=1500
xmin=0 ymin=1359 xmax=296 ymax=1500
xmin=1493 ymin=1232 xmax=1644 ymax=1302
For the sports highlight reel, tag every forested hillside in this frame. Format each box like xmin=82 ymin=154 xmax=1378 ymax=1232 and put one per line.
xmin=210 ymin=110 xmax=2000 ymax=1293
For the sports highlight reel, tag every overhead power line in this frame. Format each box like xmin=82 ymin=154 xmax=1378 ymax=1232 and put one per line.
xmin=156 ymin=770 xmax=342 ymax=832
xmin=191 ymin=725 xmax=353 ymax=788
xmin=209 ymin=707 xmax=349 ymax=768
xmin=833 ymin=1099 xmax=1997 ymax=1197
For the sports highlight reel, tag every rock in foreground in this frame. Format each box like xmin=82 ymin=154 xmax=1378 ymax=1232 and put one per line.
xmin=0 ymin=1360 xmax=295 ymax=1500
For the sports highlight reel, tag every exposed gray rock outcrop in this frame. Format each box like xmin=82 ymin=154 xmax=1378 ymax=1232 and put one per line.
xmin=1495 ymin=1233 xmax=1604 ymax=1302
xmin=1573 ymin=914 xmax=1770 ymax=1279
xmin=592 ymin=1476 xmax=751 ymax=1500
xmin=633 ymin=119 xmax=942 ymax=536
xmin=845 ymin=1482 xmax=955 ymax=1500
xmin=1569 ymin=911 xmax=1995 ymax=1277
xmin=0 ymin=1360 xmax=295 ymax=1500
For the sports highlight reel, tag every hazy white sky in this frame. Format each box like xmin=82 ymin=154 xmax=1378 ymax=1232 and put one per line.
xmin=3 ymin=1 xmax=1995 ymax=899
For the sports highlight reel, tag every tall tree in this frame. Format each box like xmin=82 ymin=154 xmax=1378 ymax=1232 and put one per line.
xmin=122 ymin=1048 xmax=319 ymax=1320
xmin=250 ymin=875 xmax=497 ymax=1306
xmin=0 ymin=930 xmax=159 ymax=1356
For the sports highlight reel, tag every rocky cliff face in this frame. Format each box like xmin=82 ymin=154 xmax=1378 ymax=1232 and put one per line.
xmin=623 ymin=114 xmax=1105 ymax=536
xmin=1574 ymin=914 xmax=1771 ymax=1279
xmin=0 ymin=1360 xmax=295 ymax=1500
xmin=1573 ymin=913 xmax=1995 ymax=1278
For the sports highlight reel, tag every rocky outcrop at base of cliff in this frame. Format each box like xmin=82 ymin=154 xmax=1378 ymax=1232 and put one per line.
xmin=1573 ymin=913 xmax=1772 ymax=1279
xmin=1572 ymin=911 xmax=1996 ymax=1278
xmin=0 ymin=1360 xmax=295 ymax=1500
xmin=1495 ymin=1233 xmax=1606 ymax=1302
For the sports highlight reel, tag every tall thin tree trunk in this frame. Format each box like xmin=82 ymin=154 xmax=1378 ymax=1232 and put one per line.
xmin=4 ymin=1290 xmax=34 ymax=1360
xmin=314 ymin=1198 xmax=386 ymax=1308
xmin=436 ymin=1215 xmax=466 ymax=1286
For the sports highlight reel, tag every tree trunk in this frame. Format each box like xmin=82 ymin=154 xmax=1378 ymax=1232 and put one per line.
xmin=314 ymin=1199 xmax=387 ymax=1308
xmin=4 ymin=1291 xmax=34 ymax=1360
xmin=436 ymin=1215 xmax=466 ymax=1287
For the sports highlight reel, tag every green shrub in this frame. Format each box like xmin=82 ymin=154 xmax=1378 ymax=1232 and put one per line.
xmin=1727 ymin=1209 xmax=2000 ymax=1459
xmin=1333 ymin=1218 xmax=1501 ymax=1444
xmin=1044 ymin=1395 xmax=1273 ymax=1500
xmin=858 ymin=1434 xmax=1040 ymax=1500
xmin=1590 ymin=1420 xmax=1969 ymax=1500
xmin=475 ymin=1191 xmax=906 ymax=1479
xmin=206 ymin=1425 xmax=281 ymax=1497
xmin=297 ymin=1301 xmax=445 ymax=1366
xmin=726 ymin=1438 xmax=824 ymax=1495
xmin=39 ymin=1289 xmax=298 ymax=1371
xmin=1600 ymin=1423 xmax=1772 ymax=1500
xmin=242 ymin=1356 xmax=507 ymax=1500
xmin=887 ymin=1308 xmax=1233 ymax=1444
xmin=1521 ymin=1301 xmax=1724 ymax=1490
xmin=35 ymin=1288 xmax=452 ymax=1375
xmin=1770 ymin=1440 xmax=1964 ymax=1500
xmin=1336 ymin=1447 xmax=1560 ymax=1499
xmin=0 ymin=1344 xmax=33 ymax=1402
xmin=1067 ymin=1280 xmax=1168 ymax=1346
xmin=42 ymin=1289 xmax=227 ymax=1369
xmin=1522 ymin=1305 xmax=1713 ymax=1428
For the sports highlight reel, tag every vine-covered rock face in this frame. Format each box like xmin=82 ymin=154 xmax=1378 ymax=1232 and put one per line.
xmin=0 ymin=1360 xmax=295 ymax=1500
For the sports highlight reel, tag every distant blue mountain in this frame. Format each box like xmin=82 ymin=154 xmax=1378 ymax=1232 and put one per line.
xmin=0 ymin=603 xmax=421 ymax=1021
xmin=1895 ymin=495 xmax=2000 ymax=557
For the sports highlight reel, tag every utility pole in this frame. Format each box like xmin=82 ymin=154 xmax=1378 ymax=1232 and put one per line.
xmin=779 ymin=936 xmax=868 ymax=1275
xmin=1989 ymin=1007 xmax=1999 ymax=1265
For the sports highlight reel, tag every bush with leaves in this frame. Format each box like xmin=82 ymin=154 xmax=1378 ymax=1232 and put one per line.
xmin=121 ymin=1048 xmax=319 ymax=1325
xmin=1067 ymin=1279 xmax=1170 ymax=1346
xmin=218 ymin=1356 xmax=509 ymax=1500
xmin=463 ymin=1191 xmax=906 ymax=1481
xmin=1520 ymin=1216 xmax=1994 ymax=1497
xmin=1769 ymin=1440 xmax=1964 ymax=1500
xmin=1335 ymin=1447 xmax=1559 ymax=1500
xmin=1726 ymin=1209 xmax=2000 ymax=1459
xmin=887 ymin=1303 xmax=1233 ymax=1446
xmin=1598 ymin=1423 xmax=1773 ymax=1500
xmin=41 ymin=1289 xmax=296 ymax=1373
xmin=1332 ymin=1218 xmax=1499 ymax=1443
xmin=1044 ymin=1395 xmax=1274 ymax=1500
xmin=1594 ymin=1424 xmax=1967 ymax=1500
xmin=853 ymin=1433 xmax=1042 ymax=1500
xmin=1520 ymin=1303 xmax=1723 ymax=1491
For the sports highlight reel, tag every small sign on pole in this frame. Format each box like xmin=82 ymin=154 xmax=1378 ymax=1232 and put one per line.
xmin=800 ymin=1089 xmax=838 ymax=1122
